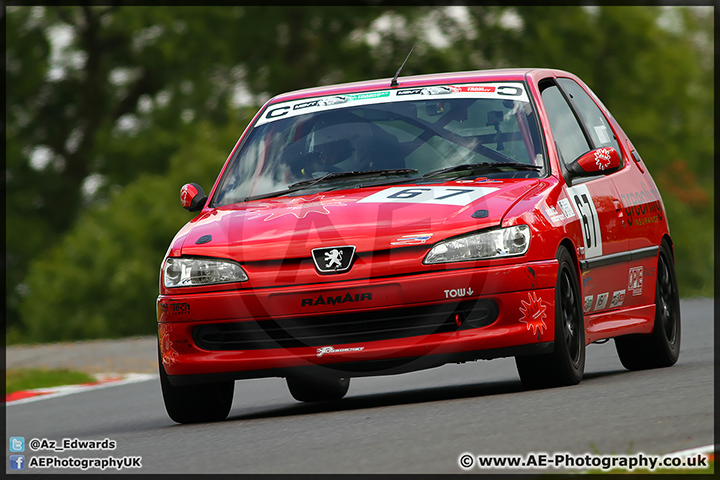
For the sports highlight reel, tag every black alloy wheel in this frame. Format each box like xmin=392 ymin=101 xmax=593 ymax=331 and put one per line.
xmin=158 ymin=346 xmax=234 ymax=424
xmin=615 ymin=240 xmax=680 ymax=370
xmin=515 ymin=245 xmax=585 ymax=388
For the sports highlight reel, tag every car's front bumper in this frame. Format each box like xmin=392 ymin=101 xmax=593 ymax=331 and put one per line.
xmin=158 ymin=259 xmax=558 ymax=385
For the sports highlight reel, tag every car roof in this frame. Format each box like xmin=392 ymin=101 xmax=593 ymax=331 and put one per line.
xmin=268 ymin=68 xmax=557 ymax=104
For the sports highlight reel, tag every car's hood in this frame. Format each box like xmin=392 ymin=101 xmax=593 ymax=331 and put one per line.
xmin=177 ymin=179 xmax=541 ymax=262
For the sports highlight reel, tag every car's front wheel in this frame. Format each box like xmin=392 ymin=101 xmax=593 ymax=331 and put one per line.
xmin=615 ymin=239 xmax=680 ymax=370
xmin=286 ymin=375 xmax=350 ymax=402
xmin=158 ymin=348 xmax=234 ymax=424
xmin=515 ymin=245 xmax=585 ymax=389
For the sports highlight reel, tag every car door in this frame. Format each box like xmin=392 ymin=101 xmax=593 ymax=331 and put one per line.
xmin=556 ymin=76 xmax=663 ymax=313
xmin=539 ymin=77 xmax=629 ymax=318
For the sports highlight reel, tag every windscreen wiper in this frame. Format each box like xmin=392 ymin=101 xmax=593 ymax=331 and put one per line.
xmin=288 ymin=168 xmax=418 ymax=189
xmin=244 ymin=169 xmax=418 ymax=202
xmin=422 ymin=162 xmax=541 ymax=179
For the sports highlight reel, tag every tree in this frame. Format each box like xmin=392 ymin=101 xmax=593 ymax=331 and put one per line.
xmin=5 ymin=5 xmax=423 ymax=334
xmin=8 ymin=6 xmax=247 ymax=330
xmin=9 ymin=5 xmax=713 ymax=342
xmin=481 ymin=6 xmax=714 ymax=295
xmin=17 ymin=118 xmax=248 ymax=342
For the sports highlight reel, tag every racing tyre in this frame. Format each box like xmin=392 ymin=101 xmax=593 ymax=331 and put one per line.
xmin=158 ymin=348 xmax=234 ymax=424
xmin=286 ymin=375 xmax=350 ymax=402
xmin=615 ymin=240 xmax=680 ymax=370
xmin=515 ymin=245 xmax=585 ymax=389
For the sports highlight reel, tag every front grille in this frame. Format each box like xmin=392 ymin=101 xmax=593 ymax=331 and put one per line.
xmin=193 ymin=299 xmax=498 ymax=351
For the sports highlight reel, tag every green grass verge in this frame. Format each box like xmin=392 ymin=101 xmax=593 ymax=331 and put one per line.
xmin=551 ymin=442 xmax=716 ymax=475
xmin=583 ymin=458 xmax=713 ymax=474
xmin=6 ymin=368 xmax=97 ymax=394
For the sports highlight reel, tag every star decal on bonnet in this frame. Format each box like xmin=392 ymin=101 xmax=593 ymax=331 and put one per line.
xmin=246 ymin=195 xmax=347 ymax=221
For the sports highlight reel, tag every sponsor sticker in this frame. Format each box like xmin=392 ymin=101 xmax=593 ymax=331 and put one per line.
xmin=246 ymin=195 xmax=347 ymax=221
xmin=391 ymin=233 xmax=433 ymax=246
xmin=317 ymin=346 xmax=364 ymax=358
xmin=301 ymin=291 xmax=372 ymax=307
xmin=346 ymin=91 xmax=391 ymax=101
xmin=544 ymin=205 xmax=565 ymax=224
xmin=452 ymin=85 xmax=495 ymax=93
xmin=594 ymin=292 xmax=609 ymax=311
xmin=557 ymin=198 xmax=576 ymax=219
xmin=628 ymin=267 xmax=643 ymax=296
xmin=519 ymin=292 xmax=548 ymax=337
xmin=160 ymin=303 xmax=190 ymax=315
xmin=610 ymin=289 xmax=626 ymax=308
xmin=272 ymin=285 xmax=399 ymax=315
xmin=180 ymin=184 xmax=198 ymax=208
xmin=584 ymin=295 xmax=594 ymax=313
xmin=444 ymin=287 xmax=474 ymax=299
xmin=620 ymin=180 xmax=664 ymax=227
xmin=594 ymin=125 xmax=611 ymax=144
xmin=594 ymin=148 xmax=613 ymax=170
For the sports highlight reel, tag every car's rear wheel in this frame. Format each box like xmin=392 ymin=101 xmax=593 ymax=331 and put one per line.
xmin=158 ymin=348 xmax=234 ymax=424
xmin=515 ymin=245 xmax=585 ymax=389
xmin=286 ymin=375 xmax=350 ymax=402
xmin=615 ymin=240 xmax=680 ymax=370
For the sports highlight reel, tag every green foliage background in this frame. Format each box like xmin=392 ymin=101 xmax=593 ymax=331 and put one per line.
xmin=17 ymin=120 xmax=247 ymax=341
xmin=6 ymin=6 xmax=713 ymax=343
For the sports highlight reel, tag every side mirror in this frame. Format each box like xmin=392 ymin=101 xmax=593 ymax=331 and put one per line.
xmin=567 ymin=147 xmax=621 ymax=179
xmin=180 ymin=183 xmax=207 ymax=212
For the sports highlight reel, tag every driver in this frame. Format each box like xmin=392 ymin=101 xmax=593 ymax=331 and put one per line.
xmin=299 ymin=137 xmax=353 ymax=177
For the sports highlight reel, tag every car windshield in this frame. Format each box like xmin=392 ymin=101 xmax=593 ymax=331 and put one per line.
xmin=213 ymin=82 xmax=545 ymax=206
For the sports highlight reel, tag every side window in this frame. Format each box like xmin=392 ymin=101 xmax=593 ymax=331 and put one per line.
xmin=557 ymin=78 xmax=621 ymax=157
xmin=540 ymin=83 xmax=590 ymax=165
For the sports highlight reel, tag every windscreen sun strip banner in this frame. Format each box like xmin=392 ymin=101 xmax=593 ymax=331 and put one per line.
xmin=255 ymin=83 xmax=530 ymax=127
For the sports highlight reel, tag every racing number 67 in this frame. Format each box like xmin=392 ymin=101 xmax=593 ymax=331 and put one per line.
xmin=566 ymin=184 xmax=602 ymax=258
xmin=387 ymin=188 xmax=474 ymax=200
xmin=574 ymin=193 xmax=596 ymax=248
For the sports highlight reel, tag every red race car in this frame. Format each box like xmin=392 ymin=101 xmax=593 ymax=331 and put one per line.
xmin=157 ymin=68 xmax=680 ymax=423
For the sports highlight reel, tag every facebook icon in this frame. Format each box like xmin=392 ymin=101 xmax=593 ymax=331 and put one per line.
xmin=10 ymin=455 xmax=25 ymax=470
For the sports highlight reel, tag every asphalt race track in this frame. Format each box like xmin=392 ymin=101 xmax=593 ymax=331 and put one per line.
xmin=5 ymin=298 xmax=713 ymax=474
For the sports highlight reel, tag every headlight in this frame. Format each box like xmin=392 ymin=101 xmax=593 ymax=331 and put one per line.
xmin=164 ymin=257 xmax=248 ymax=288
xmin=424 ymin=225 xmax=531 ymax=264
